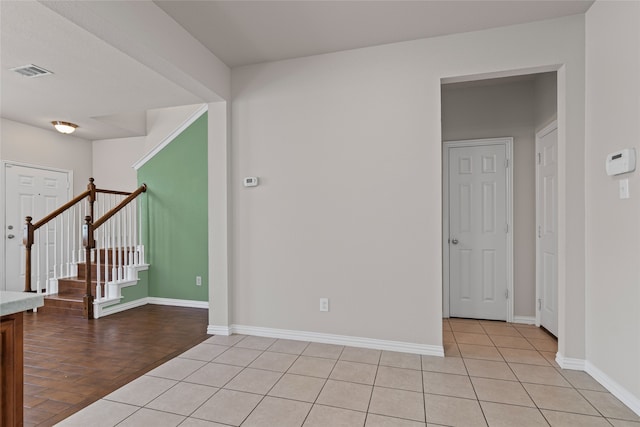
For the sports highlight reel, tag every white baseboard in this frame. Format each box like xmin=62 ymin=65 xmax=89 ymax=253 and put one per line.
xmin=208 ymin=325 xmax=232 ymax=336
xmin=99 ymin=298 xmax=147 ymax=318
xmin=206 ymin=324 xmax=444 ymax=356
xmin=96 ymin=297 xmax=207 ymax=318
xmin=585 ymin=361 xmax=640 ymax=416
xmin=147 ymin=297 xmax=208 ymax=309
xmin=512 ymin=316 xmax=536 ymax=325
xmin=556 ymin=352 xmax=586 ymax=370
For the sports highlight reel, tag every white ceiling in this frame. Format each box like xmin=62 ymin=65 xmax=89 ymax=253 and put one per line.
xmin=156 ymin=0 xmax=594 ymax=68
xmin=1 ymin=1 xmax=593 ymax=141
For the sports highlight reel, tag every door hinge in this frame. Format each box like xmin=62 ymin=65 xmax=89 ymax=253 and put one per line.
xmin=538 ymin=298 xmax=542 ymax=310
xmin=538 ymin=225 xmax=542 ymax=238
xmin=505 ymin=289 xmax=509 ymax=299
xmin=505 ymin=159 xmax=509 ymax=168
xmin=505 ymin=223 xmax=509 ymax=233
xmin=537 ymin=152 xmax=542 ymax=165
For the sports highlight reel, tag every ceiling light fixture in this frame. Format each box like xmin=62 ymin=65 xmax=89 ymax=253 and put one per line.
xmin=51 ymin=121 xmax=78 ymax=134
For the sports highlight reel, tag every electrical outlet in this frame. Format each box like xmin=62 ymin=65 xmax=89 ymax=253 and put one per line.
xmin=319 ymin=298 xmax=329 ymax=312
xmin=196 ymin=276 xmax=202 ymax=286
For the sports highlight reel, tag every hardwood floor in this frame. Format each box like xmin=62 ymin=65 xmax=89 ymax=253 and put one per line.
xmin=22 ymin=304 xmax=209 ymax=426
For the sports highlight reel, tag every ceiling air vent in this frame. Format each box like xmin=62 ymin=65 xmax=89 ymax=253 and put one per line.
xmin=10 ymin=64 xmax=53 ymax=78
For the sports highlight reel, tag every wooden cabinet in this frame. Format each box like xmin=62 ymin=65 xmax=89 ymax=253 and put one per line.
xmin=1 ymin=312 xmax=24 ymax=427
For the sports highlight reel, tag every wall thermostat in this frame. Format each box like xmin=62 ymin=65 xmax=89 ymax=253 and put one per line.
xmin=243 ymin=176 xmax=259 ymax=187
xmin=606 ymin=148 xmax=636 ymax=176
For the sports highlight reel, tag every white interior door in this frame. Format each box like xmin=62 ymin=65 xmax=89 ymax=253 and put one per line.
xmin=4 ymin=163 xmax=70 ymax=292
xmin=536 ymin=123 xmax=558 ymax=336
xmin=448 ymin=142 xmax=509 ymax=320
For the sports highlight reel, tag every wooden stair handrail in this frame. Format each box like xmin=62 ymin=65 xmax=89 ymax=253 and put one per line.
xmin=92 ymin=184 xmax=147 ymax=230
xmin=96 ymin=189 xmax=132 ymax=196
xmin=32 ymin=189 xmax=91 ymax=230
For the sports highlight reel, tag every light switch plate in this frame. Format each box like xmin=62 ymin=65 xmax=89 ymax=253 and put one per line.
xmin=619 ymin=179 xmax=630 ymax=199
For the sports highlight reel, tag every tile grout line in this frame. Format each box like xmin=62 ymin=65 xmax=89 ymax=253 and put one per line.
xmin=362 ymin=349 xmax=382 ymax=426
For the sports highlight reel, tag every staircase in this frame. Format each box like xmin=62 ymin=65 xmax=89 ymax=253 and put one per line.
xmin=41 ymin=248 xmax=144 ymax=317
xmin=23 ymin=178 xmax=148 ymax=319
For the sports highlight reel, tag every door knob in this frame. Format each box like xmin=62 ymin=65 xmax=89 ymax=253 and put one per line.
xmin=451 ymin=238 xmax=459 ymax=244
xmin=7 ymin=234 xmax=15 ymax=239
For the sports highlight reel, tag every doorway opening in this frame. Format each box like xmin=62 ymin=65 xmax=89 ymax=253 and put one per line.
xmin=441 ymin=71 xmax=558 ymax=337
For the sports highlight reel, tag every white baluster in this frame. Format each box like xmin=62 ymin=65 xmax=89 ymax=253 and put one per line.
xmin=53 ymin=217 xmax=58 ymax=280
xmin=111 ymin=218 xmax=117 ymax=283
xmin=104 ymin=221 xmax=110 ymax=299
xmin=60 ymin=212 xmax=65 ymax=277
xmin=96 ymin=232 xmax=101 ymax=301
xmin=133 ymin=199 xmax=138 ymax=265
xmin=128 ymin=204 xmax=133 ymax=273
xmin=118 ymin=211 xmax=123 ymax=281
xmin=72 ymin=205 xmax=76 ymax=264
xmin=78 ymin=203 xmax=83 ymax=263
xmin=45 ymin=222 xmax=50 ymax=291
xmin=138 ymin=196 xmax=144 ymax=264
xmin=36 ymin=230 xmax=41 ymax=293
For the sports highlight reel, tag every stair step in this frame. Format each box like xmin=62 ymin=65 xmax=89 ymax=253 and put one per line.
xmin=42 ymin=294 xmax=84 ymax=317
xmin=77 ymin=263 xmax=117 ymax=281
xmin=57 ymin=278 xmax=104 ymax=299
xmin=98 ymin=247 xmax=136 ymax=261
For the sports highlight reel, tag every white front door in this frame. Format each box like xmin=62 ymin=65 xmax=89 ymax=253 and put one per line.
xmin=536 ymin=123 xmax=558 ymax=336
xmin=448 ymin=142 xmax=509 ymax=321
xmin=4 ymin=163 xmax=70 ymax=291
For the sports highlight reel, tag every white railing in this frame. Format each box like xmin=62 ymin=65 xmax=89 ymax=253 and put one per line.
xmin=92 ymin=195 xmax=145 ymax=301
xmin=24 ymin=180 xmax=146 ymax=306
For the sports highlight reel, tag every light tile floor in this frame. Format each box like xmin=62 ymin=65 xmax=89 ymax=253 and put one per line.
xmin=56 ymin=319 xmax=640 ymax=426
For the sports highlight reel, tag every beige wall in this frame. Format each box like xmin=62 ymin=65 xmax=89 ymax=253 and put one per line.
xmin=230 ymin=15 xmax=586 ymax=355
xmin=442 ymin=79 xmax=537 ymax=318
xmin=585 ymin=0 xmax=640 ymax=406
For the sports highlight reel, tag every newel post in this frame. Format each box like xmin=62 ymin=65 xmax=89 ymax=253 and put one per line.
xmin=87 ymin=177 xmax=96 ymax=223
xmin=23 ymin=216 xmax=34 ymax=292
xmin=82 ymin=215 xmax=94 ymax=319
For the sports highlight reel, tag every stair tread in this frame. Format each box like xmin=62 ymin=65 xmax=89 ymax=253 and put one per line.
xmin=46 ymin=294 xmax=83 ymax=302
xmin=58 ymin=277 xmax=108 ymax=284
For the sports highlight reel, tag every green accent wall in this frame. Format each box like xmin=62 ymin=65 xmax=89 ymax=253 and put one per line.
xmin=137 ymin=113 xmax=209 ymax=301
xmin=121 ymin=270 xmax=149 ymax=303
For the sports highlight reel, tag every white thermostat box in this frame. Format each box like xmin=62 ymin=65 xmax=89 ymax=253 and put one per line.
xmin=243 ymin=176 xmax=259 ymax=187
xmin=606 ymin=148 xmax=636 ymax=176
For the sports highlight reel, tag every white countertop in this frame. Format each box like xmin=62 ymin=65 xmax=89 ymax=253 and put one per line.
xmin=0 ymin=291 xmax=44 ymax=316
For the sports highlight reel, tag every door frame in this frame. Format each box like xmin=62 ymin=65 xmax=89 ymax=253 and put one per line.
xmin=534 ymin=120 xmax=558 ymax=330
xmin=1 ymin=160 xmax=73 ymax=290
xmin=442 ymin=137 xmax=514 ymax=322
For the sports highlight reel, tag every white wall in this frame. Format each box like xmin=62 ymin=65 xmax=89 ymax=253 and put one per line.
xmin=442 ymin=79 xmax=537 ymax=318
xmin=92 ymin=136 xmax=145 ymax=190
xmin=0 ymin=118 xmax=93 ymax=290
xmin=230 ymin=15 xmax=586 ymax=355
xmin=534 ymin=72 xmax=558 ymax=131
xmin=92 ymin=103 xmax=205 ymax=190
xmin=1 ymin=118 xmax=92 ymax=192
xmin=585 ymin=0 xmax=640 ymax=410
